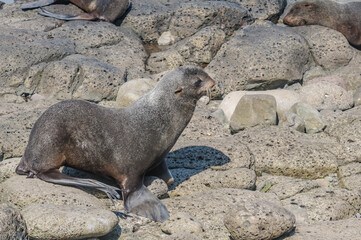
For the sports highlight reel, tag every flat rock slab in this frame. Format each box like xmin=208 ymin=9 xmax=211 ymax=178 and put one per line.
xmin=0 ymin=175 xmax=105 ymax=209
xmin=22 ymin=204 xmax=118 ymax=240
xmin=0 ymin=158 xmax=20 ymax=183
xmin=285 ymin=218 xmax=361 ymax=240
xmin=281 ymin=188 xmax=361 ymax=223
xmin=224 ymin=199 xmax=295 ymax=240
xmin=163 ymin=188 xmax=281 ymax=239
xmin=0 ymin=203 xmax=28 ymax=240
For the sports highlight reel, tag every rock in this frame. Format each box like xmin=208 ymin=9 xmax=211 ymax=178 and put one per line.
xmin=0 ymin=203 xmax=27 ymax=240
xmin=206 ymin=21 xmax=309 ymax=96
xmin=147 ymin=26 xmax=225 ymax=73
xmin=288 ymin=102 xmax=326 ymax=134
xmin=279 ymin=112 xmax=305 ymax=132
xmin=353 ymin=87 xmax=361 ymax=106
xmin=158 ymin=31 xmax=178 ymax=46
xmin=163 ymin=232 xmax=201 ymax=240
xmin=284 ymin=218 xmax=361 ymax=240
xmin=115 ymin=78 xmax=156 ymax=107
xmin=325 ymin=106 xmax=361 ymax=162
xmin=219 ymin=89 xmax=301 ymax=121
xmin=237 ymin=126 xmax=341 ymax=179
xmin=333 ymin=51 xmax=361 ymax=90
xmin=0 ymin=158 xmax=20 ymax=183
xmin=24 ymin=54 xmax=126 ymax=102
xmin=299 ymin=81 xmax=353 ymax=111
xmin=288 ymin=25 xmax=353 ymax=70
xmin=234 ymin=0 xmax=287 ymax=21
xmin=169 ymin=168 xmax=256 ymax=197
xmin=229 ymin=94 xmax=277 ymax=133
xmin=0 ymin=175 xmax=106 ymax=209
xmin=161 ymin=212 xmax=203 ymax=235
xmin=304 ymin=76 xmax=348 ymax=90
xmin=302 ymin=66 xmax=328 ymax=82
xmin=338 ymin=162 xmax=361 ymax=191
xmin=282 ymin=188 xmax=361 ymax=223
xmin=22 ymin=204 xmax=118 ymax=240
xmin=223 ymin=199 xmax=295 ymax=240
xmin=164 ymin=188 xmax=281 ymax=239
xmin=144 ymin=176 xmax=169 ymax=199
xmin=210 ymin=109 xmax=228 ymax=127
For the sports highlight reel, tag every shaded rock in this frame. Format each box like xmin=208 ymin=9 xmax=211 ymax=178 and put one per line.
xmin=147 ymin=26 xmax=225 ymax=73
xmin=0 ymin=175 xmax=106 ymax=209
xmin=163 ymin=232 xmax=200 ymax=240
xmin=232 ymin=0 xmax=287 ymax=21
xmin=219 ymin=89 xmax=301 ymax=121
xmin=284 ymin=218 xmax=361 ymax=240
xmin=115 ymin=78 xmax=156 ymax=107
xmin=0 ymin=158 xmax=20 ymax=183
xmin=338 ymin=162 xmax=361 ymax=191
xmin=164 ymin=188 xmax=281 ymax=239
xmin=229 ymin=94 xmax=277 ymax=132
xmin=282 ymin=188 xmax=361 ymax=223
xmin=288 ymin=25 xmax=353 ymax=70
xmin=299 ymin=81 xmax=353 ymax=111
xmin=353 ymin=87 xmax=361 ymax=106
xmin=302 ymin=66 xmax=327 ymax=82
xmin=0 ymin=203 xmax=28 ymax=240
xmin=279 ymin=112 xmax=305 ymax=132
xmin=161 ymin=212 xmax=203 ymax=235
xmin=24 ymin=54 xmax=126 ymax=102
xmin=288 ymin=102 xmax=326 ymax=133
xmin=237 ymin=126 xmax=341 ymax=179
xmin=169 ymin=168 xmax=256 ymax=197
xmin=206 ymin=21 xmax=309 ymax=96
xmin=224 ymin=199 xmax=295 ymax=240
xmin=22 ymin=204 xmax=118 ymax=240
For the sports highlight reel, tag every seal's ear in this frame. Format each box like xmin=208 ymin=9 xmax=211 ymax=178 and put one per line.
xmin=174 ymin=87 xmax=183 ymax=94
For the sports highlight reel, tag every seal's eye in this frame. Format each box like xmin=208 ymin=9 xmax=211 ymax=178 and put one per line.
xmin=195 ymin=79 xmax=202 ymax=87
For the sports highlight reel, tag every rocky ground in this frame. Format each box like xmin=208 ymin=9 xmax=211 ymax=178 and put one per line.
xmin=1 ymin=0 xmax=361 ymax=239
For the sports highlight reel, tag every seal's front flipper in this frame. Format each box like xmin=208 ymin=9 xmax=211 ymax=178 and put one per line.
xmin=147 ymin=159 xmax=174 ymax=185
xmin=21 ymin=0 xmax=56 ymax=10
xmin=124 ymin=185 xmax=170 ymax=222
xmin=36 ymin=169 xmax=121 ymax=200
xmin=38 ymin=7 xmax=98 ymax=21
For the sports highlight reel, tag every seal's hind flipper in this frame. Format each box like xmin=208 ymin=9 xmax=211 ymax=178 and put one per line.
xmin=124 ymin=185 xmax=170 ymax=222
xmin=36 ymin=169 xmax=121 ymax=200
xmin=38 ymin=7 xmax=98 ymax=21
xmin=21 ymin=0 xmax=56 ymax=10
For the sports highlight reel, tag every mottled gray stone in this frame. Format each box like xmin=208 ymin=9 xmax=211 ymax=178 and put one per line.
xmin=169 ymin=168 xmax=256 ymax=197
xmin=0 ymin=175 xmax=106 ymax=209
xmin=229 ymin=94 xmax=277 ymax=132
xmin=333 ymin=51 xmax=361 ymax=90
xmin=0 ymin=158 xmax=20 ymax=183
xmin=288 ymin=102 xmax=326 ymax=134
xmin=115 ymin=78 xmax=156 ymax=107
xmin=0 ymin=203 xmax=28 ymax=240
xmin=338 ymin=162 xmax=361 ymax=191
xmin=282 ymin=188 xmax=361 ymax=223
xmin=161 ymin=212 xmax=204 ymax=235
xmin=279 ymin=112 xmax=305 ymax=132
xmin=288 ymin=25 xmax=353 ymax=70
xmin=206 ymin=21 xmax=309 ymax=96
xmin=299 ymin=81 xmax=353 ymax=111
xmin=353 ymin=87 xmax=361 ymax=106
xmin=224 ymin=199 xmax=295 ymax=240
xmin=22 ymin=204 xmax=118 ymax=240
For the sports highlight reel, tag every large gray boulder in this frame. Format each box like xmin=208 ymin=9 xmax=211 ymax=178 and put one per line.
xmin=0 ymin=203 xmax=28 ymax=240
xmin=224 ymin=199 xmax=295 ymax=240
xmin=22 ymin=204 xmax=118 ymax=240
xmin=206 ymin=21 xmax=310 ymax=96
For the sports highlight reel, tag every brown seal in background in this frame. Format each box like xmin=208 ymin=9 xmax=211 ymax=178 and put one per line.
xmin=21 ymin=0 xmax=130 ymax=22
xmin=15 ymin=66 xmax=215 ymax=222
xmin=283 ymin=0 xmax=361 ymax=49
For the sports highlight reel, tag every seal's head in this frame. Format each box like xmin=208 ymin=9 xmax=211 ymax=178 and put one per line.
xmin=283 ymin=0 xmax=328 ymax=26
xmin=155 ymin=66 xmax=215 ymax=104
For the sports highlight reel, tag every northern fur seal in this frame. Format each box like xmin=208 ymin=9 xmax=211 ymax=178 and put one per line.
xmin=21 ymin=0 xmax=130 ymax=22
xmin=15 ymin=66 xmax=215 ymax=222
xmin=283 ymin=0 xmax=361 ymax=49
